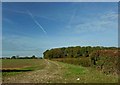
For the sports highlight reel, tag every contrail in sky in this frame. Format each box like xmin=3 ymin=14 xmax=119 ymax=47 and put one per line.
xmin=27 ymin=10 xmax=47 ymax=35
xmin=68 ymin=8 xmax=77 ymax=26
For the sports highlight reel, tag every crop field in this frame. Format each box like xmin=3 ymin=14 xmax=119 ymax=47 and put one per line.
xmin=2 ymin=59 xmax=118 ymax=83
xmin=2 ymin=59 xmax=46 ymax=76
xmin=2 ymin=59 xmax=45 ymax=69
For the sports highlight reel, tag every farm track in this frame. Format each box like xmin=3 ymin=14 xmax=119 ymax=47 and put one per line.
xmin=2 ymin=59 xmax=118 ymax=83
xmin=2 ymin=59 xmax=63 ymax=83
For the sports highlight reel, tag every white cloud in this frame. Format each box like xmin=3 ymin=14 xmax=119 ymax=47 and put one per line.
xmin=65 ymin=11 xmax=118 ymax=34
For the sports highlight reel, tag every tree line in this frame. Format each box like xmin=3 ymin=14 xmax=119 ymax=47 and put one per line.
xmin=43 ymin=46 xmax=117 ymax=59
xmin=2 ymin=55 xmax=43 ymax=59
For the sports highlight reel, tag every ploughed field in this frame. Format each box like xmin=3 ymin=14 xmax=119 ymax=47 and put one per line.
xmin=2 ymin=59 xmax=118 ymax=83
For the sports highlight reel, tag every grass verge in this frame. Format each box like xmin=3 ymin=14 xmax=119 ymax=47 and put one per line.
xmin=56 ymin=61 xmax=118 ymax=83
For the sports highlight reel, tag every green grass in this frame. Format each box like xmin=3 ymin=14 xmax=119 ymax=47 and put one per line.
xmin=2 ymin=72 xmax=22 ymax=76
xmin=63 ymin=63 xmax=86 ymax=76
xmin=56 ymin=61 xmax=118 ymax=83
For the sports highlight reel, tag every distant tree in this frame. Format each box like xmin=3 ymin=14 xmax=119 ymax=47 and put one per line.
xmin=7 ymin=57 xmax=11 ymax=59
xmin=11 ymin=56 xmax=16 ymax=59
xmin=31 ymin=55 xmax=36 ymax=59
xmin=24 ymin=56 xmax=30 ymax=59
xmin=39 ymin=57 xmax=43 ymax=59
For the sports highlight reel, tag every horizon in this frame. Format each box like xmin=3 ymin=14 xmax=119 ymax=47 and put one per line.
xmin=2 ymin=2 xmax=118 ymax=57
xmin=2 ymin=45 xmax=118 ymax=58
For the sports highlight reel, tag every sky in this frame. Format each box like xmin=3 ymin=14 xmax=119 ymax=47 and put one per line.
xmin=2 ymin=2 xmax=118 ymax=57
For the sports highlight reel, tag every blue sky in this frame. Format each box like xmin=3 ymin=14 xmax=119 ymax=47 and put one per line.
xmin=2 ymin=2 xmax=118 ymax=57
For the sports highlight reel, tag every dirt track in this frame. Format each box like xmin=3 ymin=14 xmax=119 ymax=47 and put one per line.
xmin=2 ymin=59 xmax=63 ymax=83
xmin=2 ymin=59 xmax=118 ymax=83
